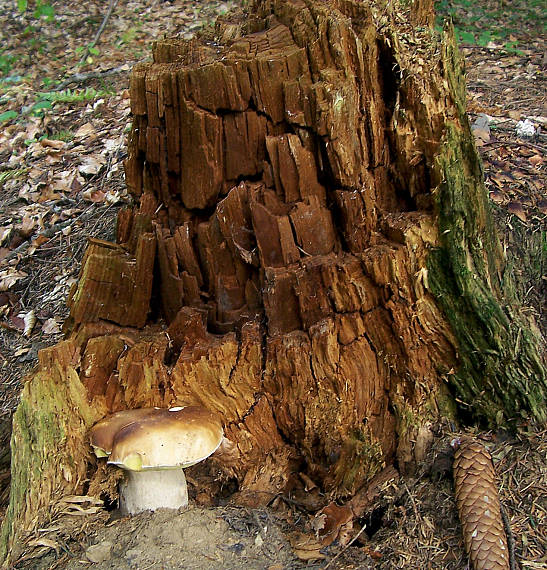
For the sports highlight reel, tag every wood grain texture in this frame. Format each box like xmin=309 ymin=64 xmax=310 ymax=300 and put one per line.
xmin=2 ymin=0 xmax=545 ymax=564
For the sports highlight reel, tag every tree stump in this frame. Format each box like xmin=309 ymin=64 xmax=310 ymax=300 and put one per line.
xmin=2 ymin=0 xmax=545 ymax=564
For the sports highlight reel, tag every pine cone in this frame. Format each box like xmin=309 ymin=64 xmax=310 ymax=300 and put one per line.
xmin=453 ymin=437 xmax=509 ymax=570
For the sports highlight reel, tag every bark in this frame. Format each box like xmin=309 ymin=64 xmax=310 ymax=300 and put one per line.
xmin=2 ymin=0 xmax=545 ymax=564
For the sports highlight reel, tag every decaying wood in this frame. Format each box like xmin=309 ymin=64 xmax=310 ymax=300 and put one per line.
xmin=1 ymin=0 xmax=545 ymax=565
xmin=453 ymin=437 xmax=510 ymax=570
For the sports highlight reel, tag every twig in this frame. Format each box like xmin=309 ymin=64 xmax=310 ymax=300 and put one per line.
xmin=1 ymin=208 xmax=96 ymax=265
xmin=500 ymin=502 xmax=518 ymax=570
xmin=323 ymin=523 xmax=368 ymax=570
xmin=78 ymin=0 xmax=121 ymax=66
xmin=55 ymin=64 xmax=131 ymax=91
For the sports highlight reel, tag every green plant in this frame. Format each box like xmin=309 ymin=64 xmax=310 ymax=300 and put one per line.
xmin=0 ymin=168 xmax=28 ymax=184
xmin=20 ymin=87 xmax=113 ymax=119
xmin=17 ymin=0 xmax=55 ymax=21
xmin=435 ymin=0 xmax=546 ymax=47
xmin=117 ymin=27 xmax=138 ymax=46
xmin=36 ymin=87 xmax=113 ymax=105
xmin=33 ymin=0 xmax=54 ymax=20
xmin=0 ymin=52 xmax=16 ymax=76
xmin=0 ymin=110 xmax=18 ymax=123
xmin=45 ymin=130 xmax=74 ymax=142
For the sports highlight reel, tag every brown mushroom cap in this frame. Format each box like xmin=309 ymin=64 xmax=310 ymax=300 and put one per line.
xmin=107 ymin=406 xmax=223 ymax=471
xmin=89 ymin=408 xmax=161 ymax=456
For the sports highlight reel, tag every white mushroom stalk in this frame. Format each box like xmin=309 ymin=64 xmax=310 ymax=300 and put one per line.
xmin=119 ymin=469 xmax=189 ymax=515
xmin=89 ymin=406 xmax=224 ymax=515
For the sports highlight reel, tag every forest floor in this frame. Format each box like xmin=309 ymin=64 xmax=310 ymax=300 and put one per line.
xmin=0 ymin=0 xmax=545 ymax=568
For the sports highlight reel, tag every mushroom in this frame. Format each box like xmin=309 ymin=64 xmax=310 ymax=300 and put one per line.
xmin=89 ymin=407 xmax=160 ymax=458
xmin=89 ymin=406 xmax=224 ymax=515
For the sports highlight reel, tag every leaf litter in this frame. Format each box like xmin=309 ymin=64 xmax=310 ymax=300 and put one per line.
xmin=0 ymin=1 xmax=546 ymax=569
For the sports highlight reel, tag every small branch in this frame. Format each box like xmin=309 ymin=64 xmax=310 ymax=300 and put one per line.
xmin=55 ymin=64 xmax=132 ymax=91
xmin=500 ymin=503 xmax=518 ymax=570
xmin=1 ymin=209 xmax=96 ymax=265
xmin=323 ymin=524 xmax=368 ymax=570
xmin=78 ymin=0 xmax=121 ymax=66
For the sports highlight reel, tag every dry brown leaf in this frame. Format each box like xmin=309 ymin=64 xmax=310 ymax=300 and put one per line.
xmin=41 ymin=317 xmax=61 ymax=335
xmin=74 ymin=122 xmax=98 ymax=140
xmin=0 ymin=227 xmax=13 ymax=246
xmin=21 ymin=310 xmax=36 ymax=337
xmin=51 ymin=170 xmax=82 ymax=193
xmin=82 ymin=188 xmax=106 ymax=203
xmin=528 ymin=154 xmax=542 ymax=167
xmin=19 ymin=214 xmax=38 ymax=238
xmin=40 ymin=138 xmax=66 ymax=150
xmin=26 ymin=537 xmax=60 ymax=553
xmin=32 ymin=234 xmax=50 ymax=247
xmin=312 ymin=502 xmax=354 ymax=546
xmin=489 ymin=189 xmax=505 ymax=205
xmin=289 ymin=532 xmax=326 ymax=561
xmin=507 ymin=201 xmax=526 ymax=222
xmin=0 ymin=269 xmax=28 ymax=292
xmin=79 ymin=154 xmax=106 ymax=176
xmin=36 ymin=187 xmax=63 ymax=203
xmin=13 ymin=346 xmax=30 ymax=357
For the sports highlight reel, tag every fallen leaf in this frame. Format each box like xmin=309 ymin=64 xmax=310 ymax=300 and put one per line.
xmin=41 ymin=318 xmax=61 ymax=335
xmin=82 ymin=188 xmax=106 ymax=202
xmin=9 ymin=313 xmax=25 ymax=331
xmin=18 ymin=214 xmax=38 ymax=238
xmin=26 ymin=538 xmax=60 ymax=553
xmin=0 ymin=269 xmax=28 ymax=292
xmin=32 ymin=234 xmax=50 ymax=247
xmin=537 ymin=200 xmax=547 ymax=215
xmin=51 ymin=170 xmax=81 ymax=193
xmin=36 ymin=187 xmax=63 ymax=203
xmin=40 ymin=138 xmax=66 ymax=150
xmin=312 ymin=502 xmax=354 ymax=546
xmin=289 ymin=532 xmax=326 ymax=561
xmin=14 ymin=346 xmax=30 ymax=357
xmin=79 ymin=154 xmax=106 ymax=176
xmin=0 ymin=227 xmax=13 ymax=246
xmin=489 ymin=189 xmax=505 ymax=205
xmin=507 ymin=201 xmax=526 ymax=222
xmin=528 ymin=154 xmax=542 ymax=167
xmin=21 ymin=309 xmax=36 ymax=337
xmin=74 ymin=122 xmax=98 ymax=140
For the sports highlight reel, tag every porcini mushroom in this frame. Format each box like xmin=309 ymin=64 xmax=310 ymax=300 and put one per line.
xmin=89 ymin=406 xmax=224 ymax=515
xmin=89 ymin=407 xmax=160 ymax=457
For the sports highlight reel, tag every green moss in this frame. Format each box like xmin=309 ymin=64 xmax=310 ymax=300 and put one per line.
xmin=428 ymin=383 xmax=458 ymax=420
xmin=394 ymin=402 xmax=417 ymax=438
xmin=0 ymin=354 xmax=101 ymax=565
xmin=427 ymin=119 xmax=547 ymax=425
xmin=332 ymin=429 xmax=384 ymax=494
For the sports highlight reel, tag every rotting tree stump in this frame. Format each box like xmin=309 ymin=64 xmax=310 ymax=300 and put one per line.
xmin=2 ymin=0 xmax=545 ymax=564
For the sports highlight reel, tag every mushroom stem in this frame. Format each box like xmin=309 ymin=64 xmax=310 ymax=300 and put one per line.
xmin=119 ymin=469 xmax=189 ymax=515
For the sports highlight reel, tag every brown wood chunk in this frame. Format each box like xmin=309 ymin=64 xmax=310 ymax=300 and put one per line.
xmin=67 ymin=236 xmax=156 ymax=329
